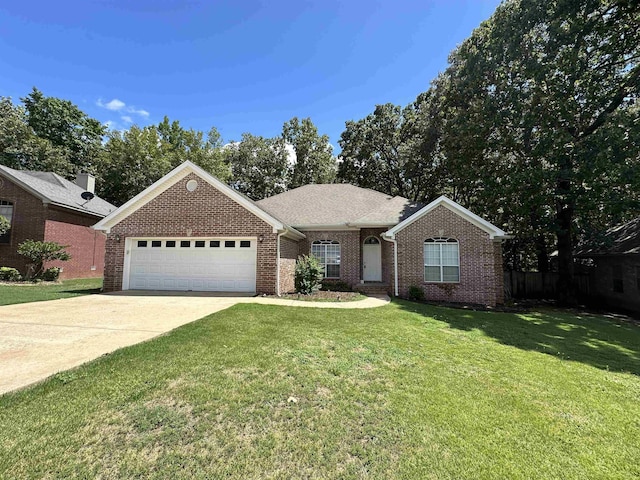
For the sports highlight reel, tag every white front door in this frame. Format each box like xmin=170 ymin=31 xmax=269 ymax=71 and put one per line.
xmin=363 ymin=236 xmax=382 ymax=281
xmin=126 ymin=237 xmax=257 ymax=292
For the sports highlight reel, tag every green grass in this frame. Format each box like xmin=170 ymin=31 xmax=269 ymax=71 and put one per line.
xmin=0 ymin=277 xmax=102 ymax=305
xmin=1 ymin=300 xmax=639 ymax=479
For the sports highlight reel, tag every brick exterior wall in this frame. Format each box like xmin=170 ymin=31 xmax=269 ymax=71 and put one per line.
xmin=44 ymin=219 xmax=106 ymax=279
xmin=299 ymin=230 xmax=361 ymax=287
xmin=395 ymin=205 xmax=503 ymax=306
xmin=0 ymin=176 xmax=105 ymax=278
xmin=279 ymin=236 xmax=299 ymax=294
xmin=103 ymin=173 xmax=279 ymax=294
xmin=0 ymin=177 xmax=48 ymax=273
xmin=590 ymin=255 xmax=640 ymax=314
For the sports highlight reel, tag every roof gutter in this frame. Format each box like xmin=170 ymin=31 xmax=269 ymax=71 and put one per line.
xmin=47 ymin=201 xmax=108 ymax=219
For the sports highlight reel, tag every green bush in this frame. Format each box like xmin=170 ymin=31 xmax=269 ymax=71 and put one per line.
xmin=0 ymin=267 xmax=22 ymax=282
xmin=17 ymin=240 xmax=71 ymax=279
xmin=42 ymin=267 xmax=62 ymax=282
xmin=294 ymin=255 xmax=324 ymax=295
xmin=320 ymin=280 xmax=353 ymax=292
xmin=408 ymin=285 xmax=425 ymax=301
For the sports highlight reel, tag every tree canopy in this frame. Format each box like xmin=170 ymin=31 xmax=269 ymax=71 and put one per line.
xmin=283 ymin=117 xmax=336 ymax=187
xmin=337 ymin=0 xmax=640 ymax=302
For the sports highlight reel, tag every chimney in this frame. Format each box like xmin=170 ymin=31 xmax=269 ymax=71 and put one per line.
xmin=76 ymin=173 xmax=95 ymax=194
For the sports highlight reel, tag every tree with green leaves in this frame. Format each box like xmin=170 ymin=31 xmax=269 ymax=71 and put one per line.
xmin=283 ymin=117 xmax=336 ymax=187
xmin=21 ymin=87 xmax=106 ymax=174
xmin=427 ymin=0 xmax=640 ymax=301
xmin=338 ymin=102 xmax=443 ymax=202
xmin=97 ymin=118 xmax=229 ymax=206
xmin=225 ymin=133 xmax=290 ymax=200
xmin=0 ymin=97 xmax=70 ymax=174
xmin=17 ymin=239 xmax=71 ymax=279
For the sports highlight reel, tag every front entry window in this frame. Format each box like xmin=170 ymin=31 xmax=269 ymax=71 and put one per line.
xmin=311 ymin=240 xmax=341 ymax=278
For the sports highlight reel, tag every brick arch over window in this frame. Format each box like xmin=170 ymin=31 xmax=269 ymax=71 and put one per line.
xmin=424 ymin=237 xmax=459 ymax=282
xmin=311 ymin=240 xmax=341 ymax=279
xmin=0 ymin=200 xmax=13 ymax=244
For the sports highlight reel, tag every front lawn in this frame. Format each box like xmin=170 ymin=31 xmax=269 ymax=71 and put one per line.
xmin=0 ymin=277 xmax=102 ymax=306
xmin=1 ymin=301 xmax=638 ymax=479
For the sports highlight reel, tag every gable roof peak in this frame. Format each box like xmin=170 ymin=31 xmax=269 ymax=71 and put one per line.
xmin=384 ymin=195 xmax=509 ymax=240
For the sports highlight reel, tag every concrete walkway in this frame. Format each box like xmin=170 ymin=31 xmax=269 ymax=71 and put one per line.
xmin=0 ymin=293 xmax=389 ymax=395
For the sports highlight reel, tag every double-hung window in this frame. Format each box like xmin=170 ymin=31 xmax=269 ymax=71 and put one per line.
xmin=311 ymin=240 xmax=341 ymax=278
xmin=424 ymin=238 xmax=459 ymax=282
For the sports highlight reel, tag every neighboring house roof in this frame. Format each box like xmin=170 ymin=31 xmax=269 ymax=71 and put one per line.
xmin=384 ymin=196 xmax=509 ymax=240
xmin=0 ymin=165 xmax=115 ymax=217
xmin=93 ymin=161 xmax=305 ymax=240
xmin=256 ymin=184 xmax=423 ymax=228
xmin=576 ymin=217 xmax=640 ymax=256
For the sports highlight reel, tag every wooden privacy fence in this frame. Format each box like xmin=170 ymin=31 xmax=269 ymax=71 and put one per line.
xmin=504 ymin=271 xmax=592 ymax=299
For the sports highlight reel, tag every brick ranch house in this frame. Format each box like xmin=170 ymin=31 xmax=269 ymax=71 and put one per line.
xmin=95 ymin=161 xmax=508 ymax=306
xmin=0 ymin=165 xmax=115 ymax=279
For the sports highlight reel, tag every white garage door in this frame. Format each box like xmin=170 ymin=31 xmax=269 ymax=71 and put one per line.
xmin=127 ymin=238 xmax=257 ymax=292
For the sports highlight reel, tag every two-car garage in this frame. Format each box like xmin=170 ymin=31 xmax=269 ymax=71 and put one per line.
xmin=125 ymin=237 xmax=257 ymax=293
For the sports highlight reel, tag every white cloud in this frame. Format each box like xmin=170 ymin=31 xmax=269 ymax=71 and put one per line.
xmin=128 ymin=108 xmax=149 ymax=118
xmin=97 ymin=98 xmax=125 ymax=111
xmin=97 ymin=98 xmax=150 ymax=118
xmin=121 ymin=115 xmax=133 ymax=124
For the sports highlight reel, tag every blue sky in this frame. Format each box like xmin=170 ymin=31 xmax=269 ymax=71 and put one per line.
xmin=0 ymin=0 xmax=501 ymax=150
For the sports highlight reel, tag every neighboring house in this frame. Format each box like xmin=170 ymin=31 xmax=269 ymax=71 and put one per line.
xmin=94 ymin=161 xmax=508 ymax=306
xmin=575 ymin=217 xmax=640 ymax=314
xmin=0 ymin=165 xmax=116 ymax=279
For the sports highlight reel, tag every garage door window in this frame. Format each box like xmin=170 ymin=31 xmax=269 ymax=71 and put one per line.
xmin=210 ymin=241 xmax=220 ymax=247
xmin=225 ymin=241 xmax=236 ymax=248
xmin=151 ymin=240 xmax=161 ymax=247
xmin=137 ymin=240 xmax=148 ymax=247
xmin=240 ymin=241 xmax=251 ymax=248
xmin=166 ymin=241 xmax=176 ymax=247
xmin=181 ymin=241 xmax=190 ymax=247
xmin=195 ymin=241 xmax=205 ymax=248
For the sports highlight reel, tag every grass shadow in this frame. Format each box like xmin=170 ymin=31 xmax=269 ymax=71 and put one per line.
xmin=396 ymin=299 xmax=640 ymax=376
xmin=59 ymin=287 xmax=103 ymax=295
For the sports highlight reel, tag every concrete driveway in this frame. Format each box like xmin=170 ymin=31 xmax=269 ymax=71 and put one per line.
xmin=0 ymin=293 xmax=245 ymax=395
xmin=0 ymin=292 xmax=389 ymax=395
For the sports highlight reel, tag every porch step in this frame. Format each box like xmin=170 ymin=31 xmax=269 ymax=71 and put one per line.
xmin=354 ymin=283 xmax=391 ymax=295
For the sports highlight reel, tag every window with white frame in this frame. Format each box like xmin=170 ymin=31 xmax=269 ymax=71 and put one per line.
xmin=311 ymin=240 xmax=341 ymax=278
xmin=424 ymin=237 xmax=459 ymax=282
xmin=0 ymin=200 xmax=13 ymax=244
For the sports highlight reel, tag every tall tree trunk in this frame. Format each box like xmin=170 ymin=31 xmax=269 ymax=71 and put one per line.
xmin=556 ymin=156 xmax=576 ymax=305
xmin=535 ymin=235 xmax=549 ymax=273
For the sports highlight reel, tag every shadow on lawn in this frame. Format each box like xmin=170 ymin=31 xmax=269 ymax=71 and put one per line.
xmin=59 ymin=287 xmax=102 ymax=295
xmin=397 ymin=300 xmax=640 ymax=376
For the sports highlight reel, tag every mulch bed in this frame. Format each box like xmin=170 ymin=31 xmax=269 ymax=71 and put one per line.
xmin=0 ymin=281 xmax=61 ymax=287
xmin=273 ymin=291 xmax=363 ymax=302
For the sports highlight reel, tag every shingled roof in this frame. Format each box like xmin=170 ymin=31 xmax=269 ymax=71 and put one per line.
xmin=576 ymin=216 xmax=640 ymax=256
xmin=256 ymin=184 xmax=422 ymax=227
xmin=0 ymin=165 xmax=115 ymax=217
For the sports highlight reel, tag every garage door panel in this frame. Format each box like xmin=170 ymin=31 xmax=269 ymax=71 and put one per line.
xmin=128 ymin=238 xmax=257 ymax=292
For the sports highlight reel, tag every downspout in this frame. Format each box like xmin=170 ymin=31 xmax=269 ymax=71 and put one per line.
xmin=276 ymin=231 xmax=286 ymax=296
xmin=382 ymin=234 xmax=399 ymax=297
